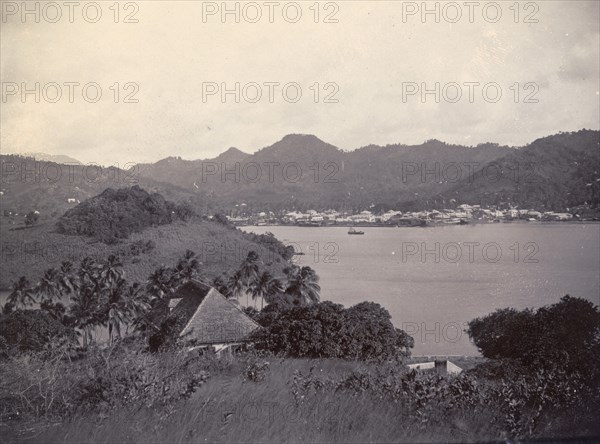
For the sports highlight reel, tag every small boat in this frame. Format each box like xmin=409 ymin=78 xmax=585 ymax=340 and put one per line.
xmin=348 ymin=227 xmax=365 ymax=235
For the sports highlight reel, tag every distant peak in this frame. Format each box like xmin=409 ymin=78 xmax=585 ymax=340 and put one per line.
xmin=281 ymin=134 xmax=323 ymax=142
xmin=223 ymin=147 xmax=246 ymax=154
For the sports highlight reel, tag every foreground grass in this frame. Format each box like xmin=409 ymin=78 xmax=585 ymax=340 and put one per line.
xmin=5 ymin=357 xmax=598 ymax=444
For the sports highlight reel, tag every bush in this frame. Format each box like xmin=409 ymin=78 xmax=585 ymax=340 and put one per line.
xmin=0 ymin=310 xmax=76 ymax=355
xmin=467 ymin=296 xmax=600 ymax=377
xmin=0 ymin=341 xmax=210 ymax=421
xmin=251 ymin=301 xmax=414 ymax=361
xmin=243 ymin=356 xmax=270 ymax=383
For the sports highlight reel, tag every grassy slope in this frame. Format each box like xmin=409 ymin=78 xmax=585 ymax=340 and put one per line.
xmin=0 ymin=219 xmax=288 ymax=290
xmin=12 ymin=357 xmax=596 ymax=444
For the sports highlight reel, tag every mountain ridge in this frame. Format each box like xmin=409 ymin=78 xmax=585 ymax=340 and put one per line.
xmin=2 ymin=130 xmax=598 ymax=214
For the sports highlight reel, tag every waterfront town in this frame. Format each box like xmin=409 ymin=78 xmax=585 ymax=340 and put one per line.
xmin=226 ymin=203 xmax=597 ymax=227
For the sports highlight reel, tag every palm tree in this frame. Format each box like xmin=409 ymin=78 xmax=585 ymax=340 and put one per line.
xmin=250 ymin=271 xmax=284 ymax=309
xmin=78 ymin=257 xmax=100 ymax=289
xmin=227 ymin=270 xmax=246 ymax=303
xmin=58 ymin=261 xmax=77 ymax=296
xmin=35 ymin=268 xmax=62 ymax=303
xmin=238 ymin=251 xmax=260 ymax=306
xmin=7 ymin=276 xmax=35 ymax=309
xmin=100 ymin=255 xmax=123 ymax=284
xmin=69 ymin=286 xmax=101 ymax=347
xmin=123 ymin=283 xmax=151 ymax=326
xmin=146 ymin=266 xmax=175 ymax=303
xmin=212 ymin=275 xmax=232 ymax=298
xmin=173 ymin=250 xmax=201 ymax=286
xmin=285 ymin=266 xmax=321 ymax=306
xmin=102 ymin=278 xmax=148 ymax=343
xmin=69 ymin=257 xmax=103 ymax=347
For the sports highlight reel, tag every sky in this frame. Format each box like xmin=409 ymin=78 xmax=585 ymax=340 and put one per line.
xmin=1 ymin=0 xmax=599 ymax=165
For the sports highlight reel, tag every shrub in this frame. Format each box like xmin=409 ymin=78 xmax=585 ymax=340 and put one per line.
xmin=0 ymin=310 xmax=76 ymax=355
xmin=0 ymin=342 xmax=210 ymax=421
xmin=251 ymin=301 xmax=414 ymax=361
xmin=242 ymin=356 xmax=270 ymax=383
xmin=467 ymin=295 xmax=600 ymax=378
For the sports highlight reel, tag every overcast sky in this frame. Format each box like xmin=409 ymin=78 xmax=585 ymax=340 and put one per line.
xmin=1 ymin=1 xmax=599 ymax=165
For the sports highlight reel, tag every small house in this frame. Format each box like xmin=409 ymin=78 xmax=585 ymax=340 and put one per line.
xmin=148 ymin=280 xmax=260 ymax=354
xmin=407 ymin=359 xmax=463 ymax=375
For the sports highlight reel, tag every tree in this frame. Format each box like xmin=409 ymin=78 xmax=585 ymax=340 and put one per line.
xmin=212 ymin=275 xmax=232 ymax=298
xmin=467 ymin=295 xmax=600 ymax=376
xmin=146 ymin=266 xmax=175 ymax=303
xmin=102 ymin=279 xmax=149 ymax=343
xmin=251 ymin=301 xmax=414 ymax=361
xmin=284 ymin=265 xmax=321 ymax=306
xmin=24 ymin=211 xmax=39 ymax=227
xmin=250 ymin=271 xmax=284 ymax=309
xmin=100 ymin=254 xmax=124 ymax=284
xmin=227 ymin=270 xmax=246 ymax=302
xmin=212 ymin=213 xmax=233 ymax=227
xmin=35 ymin=268 xmax=62 ymax=303
xmin=57 ymin=261 xmax=77 ymax=296
xmin=239 ymin=251 xmax=260 ymax=306
xmin=0 ymin=309 xmax=76 ymax=353
xmin=172 ymin=250 xmax=201 ymax=287
xmin=7 ymin=277 xmax=36 ymax=310
xmin=68 ymin=257 xmax=106 ymax=347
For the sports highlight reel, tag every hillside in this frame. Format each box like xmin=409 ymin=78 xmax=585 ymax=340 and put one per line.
xmin=0 ymin=154 xmax=214 ymax=224
xmin=132 ymin=130 xmax=600 ymax=212
xmin=0 ymin=187 xmax=291 ymax=290
xmin=1 ymin=218 xmax=290 ymax=290
xmin=3 ymin=131 xmax=598 ymax=217
xmin=427 ymin=130 xmax=600 ymax=211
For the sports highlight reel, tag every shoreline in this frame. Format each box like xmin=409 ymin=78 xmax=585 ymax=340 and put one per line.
xmin=239 ymin=220 xmax=600 ymax=228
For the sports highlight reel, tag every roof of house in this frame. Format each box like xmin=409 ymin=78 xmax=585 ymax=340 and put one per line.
xmin=164 ymin=280 xmax=260 ymax=345
xmin=407 ymin=360 xmax=463 ymax=375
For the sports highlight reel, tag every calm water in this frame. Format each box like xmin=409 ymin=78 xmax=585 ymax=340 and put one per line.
xmin=2 ymin=223 xmax=598 ymax=356
xmin=245 ymin=223 xmax=600 ymax=356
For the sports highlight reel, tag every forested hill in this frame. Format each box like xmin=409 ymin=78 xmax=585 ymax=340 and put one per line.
xmin=0 ymin=185 xmax=293 ymax=289
xmin=0 ymin=154 xmax=201 ymax=220
xmin=133 ymin=130 xmax=600 ymax=212
xmin=426 ymin=130 xmax=600 ymax=211
xmin=56 ymin=186 xmax=195 ymax=243
xmin=3 ymin=130 xmax=598 ymax=216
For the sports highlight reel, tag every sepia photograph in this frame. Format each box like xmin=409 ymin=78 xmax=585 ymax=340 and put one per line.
xmin=1 ymin=1 xmax=599 ymax=443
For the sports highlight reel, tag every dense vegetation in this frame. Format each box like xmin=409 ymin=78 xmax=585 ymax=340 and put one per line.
xmin=0 ymin=154 xmax=199 ymax=220
xmin=0 ymin=203 xmax=291 ymax=290
xmin=467 ymin=295 xmax=600 ymax=381
xmin=2 ymin=294 xmax=599 ymax=442
xmin=1 ymin=164 xmax=600 ymax=441
xmin=55 ymin=186 xmax=195 ymax=243
xmin=1 ymin=243 xmax=599 ymax=442
xmin=250 ymin=301 xmax=414 ymax=361
xmin=133 ymin=130 xmax=600 ymax=213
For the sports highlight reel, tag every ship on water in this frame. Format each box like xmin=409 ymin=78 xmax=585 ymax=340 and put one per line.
xmin=348 ymin=227 xmax=365 ymax=235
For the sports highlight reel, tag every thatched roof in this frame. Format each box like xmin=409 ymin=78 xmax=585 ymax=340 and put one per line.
xmin=163 ymin=280 xmax=260 ymax=345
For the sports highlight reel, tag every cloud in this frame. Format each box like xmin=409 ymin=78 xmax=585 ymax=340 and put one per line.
xmin=1 ymin=1 xmax=598 ymax=164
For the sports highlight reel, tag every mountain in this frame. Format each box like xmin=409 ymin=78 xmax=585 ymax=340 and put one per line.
xmin=4 ymin=130 xmax=598 ymax=216
xmin=426 ymin=130 xmax=600 ymax=211
xmin=131 ymin=130 xmax=599 ymax=212
xmin=0 ymin=155 xmax=205 ymax=221
xmin=24 ymin=153 xmax=82 ymax=164
xmin=212 ymin=147 xmax=250 ymax=164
